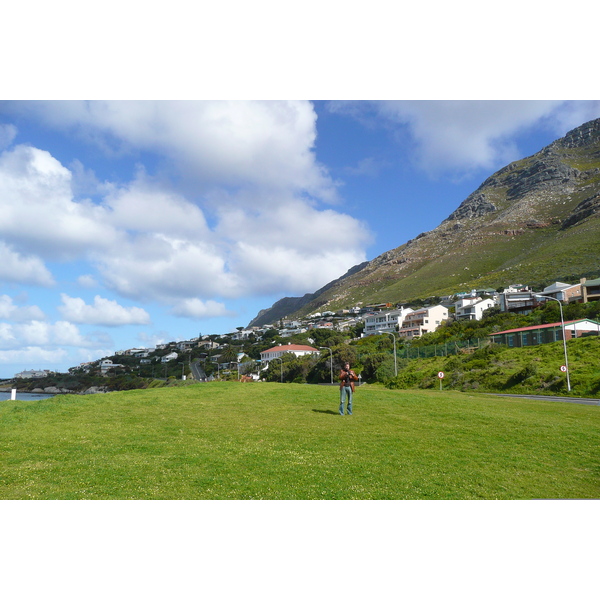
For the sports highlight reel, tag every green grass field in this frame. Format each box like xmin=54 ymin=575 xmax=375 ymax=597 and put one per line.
xmin=1 ymin=382 xmax=599 ymax=500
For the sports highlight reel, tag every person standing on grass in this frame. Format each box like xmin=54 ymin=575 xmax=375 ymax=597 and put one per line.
xmin=339 ymin=362 xmax=358 ymax=415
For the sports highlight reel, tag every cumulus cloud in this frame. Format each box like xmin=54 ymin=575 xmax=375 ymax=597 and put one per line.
xmin=0 ymin=123 xmax=17 ymax=150
xmin=0 ymin=101 xmax=373 ymax=328
xmin=104 ymin=172 xmax=211 ymax=239
xmin=6 ymin=100 xmax=338 ymax=201
xmin=0 ymin=346 xmax=68 ymax=366
xmin=58 ymin=294 xmax=151 ymax=326
xmin=375 ymin=100 xmax=565 ymax=175
xmin=77 ymin=274 xmax=99 ymax=288
xmin=170 ymin=299 xmax=234 ymax=319
xmin=0 ymin=295 xmax=46 ymax=322
xmin=0 ymin=320 xmax=103 ymax=350
xmin=0 ymin=242 xmax=55 ymax=286
xmin=0 ymin=144 xmax=119 ymax=260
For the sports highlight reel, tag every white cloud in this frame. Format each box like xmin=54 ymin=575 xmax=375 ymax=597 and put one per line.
xmin=77 ymin=274 xmax=99 ymax=288
xmin=0 ymin=320 xmax=102 ymax=350
xmin=0 ymin=346 xmax=68 ymax=366
xmin=0 ymin=102 xmax=372 ymax=321
xmin=104 ymin=172 xmax=211 ymax=239
xmin=375 ymin=100 xmax=564 ymax=175
xmin=170 ymin=299 xmax=234 ymax=319
xmin=0 ymin=295 xmax=46 ymax=321
xmin=0 ymin=242 xmax=55 ymax=286
xmin=8 ymin=100 xmax=338 ymax=201
xmin=330 ymin=100 xmax=600 ymax=177
xmin=0 ymin=144 xmax=120 ymax=260
xmin=58 ymin=294 xmax=151 ymax=326
xmin=0 ymin=123 xmax=17 ymax=150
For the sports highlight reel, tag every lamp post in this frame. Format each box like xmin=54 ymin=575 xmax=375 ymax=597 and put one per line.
xmin=273 ymin=357 xmax=283 ymax=383
xmin=534 ymin=294 xmax=571 ymax=392
xmin=379 ymin=331 xmax=397 ymax=377
xmin=319 ymin=346 xmax=333 ymax=384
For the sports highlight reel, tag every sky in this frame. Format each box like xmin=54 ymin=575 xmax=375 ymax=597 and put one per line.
xmin=1 ymin=100 xmax=600 ymax=378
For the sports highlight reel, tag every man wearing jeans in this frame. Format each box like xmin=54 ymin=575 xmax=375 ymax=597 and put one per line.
xmin=339 ymin=362 xmax=358 ymax=415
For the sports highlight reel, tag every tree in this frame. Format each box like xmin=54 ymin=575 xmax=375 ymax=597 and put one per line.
xmin=220 ymin=345 xmax=238 ymax=365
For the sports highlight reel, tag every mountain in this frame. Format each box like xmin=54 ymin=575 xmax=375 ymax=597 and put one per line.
xmin=248 ymin=118 xmax=600 ymax=326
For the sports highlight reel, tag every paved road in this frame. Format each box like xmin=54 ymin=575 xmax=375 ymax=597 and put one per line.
xmin=190 ymin=360 xmax=207 ymax=381
xmin=490 ymin=393 xmax=599 ymax=406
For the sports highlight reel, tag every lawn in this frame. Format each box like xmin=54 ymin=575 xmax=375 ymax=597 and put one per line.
xmin=1 ymin=382 xmax=598 ymax=499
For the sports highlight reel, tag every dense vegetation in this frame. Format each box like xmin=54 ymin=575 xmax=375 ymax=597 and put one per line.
xmin=10 ymin=300 xmax=599 ymax=397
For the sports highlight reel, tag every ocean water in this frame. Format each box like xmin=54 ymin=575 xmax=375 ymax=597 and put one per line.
xmin=0 ymin=391 xmax=55 ymax=402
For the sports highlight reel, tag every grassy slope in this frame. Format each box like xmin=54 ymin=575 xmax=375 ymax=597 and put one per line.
xmin=1 ymin=382 xmax=598 ymax=500
xmin=391 ymin=336 xmax=600 ymax=398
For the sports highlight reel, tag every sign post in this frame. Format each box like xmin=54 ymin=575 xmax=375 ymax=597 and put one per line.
xmin=438 ymin=371 xmax=444 ymax=391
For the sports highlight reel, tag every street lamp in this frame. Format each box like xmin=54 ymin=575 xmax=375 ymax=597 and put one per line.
xmin=319 ymin=346 xmax=333 ymax=384
xmin=534 ymin=294 xmax=571 ymax=392
xmin=379 ymin=331 xmax=398 ymax=376
xmin=273 ymin=357 xmax=283 ymax=383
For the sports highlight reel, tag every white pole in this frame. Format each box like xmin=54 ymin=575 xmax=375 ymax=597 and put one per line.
xmin=10 ymin=388 xmax=16 ymax=400
xmin=380 ymin=332 xmax=398 ymax=376
xmin=535 ymin=295 xmax=571 ymax=392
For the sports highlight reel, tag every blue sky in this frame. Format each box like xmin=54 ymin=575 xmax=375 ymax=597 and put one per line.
xmin=2 ymin=100 xmax=600 ymax=378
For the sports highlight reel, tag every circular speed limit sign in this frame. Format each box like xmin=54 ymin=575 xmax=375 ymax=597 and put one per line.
xmin=560 ymin=365 xmax=568 ymax=372
xmin=438 ymin=372 xmax=444 ymax=379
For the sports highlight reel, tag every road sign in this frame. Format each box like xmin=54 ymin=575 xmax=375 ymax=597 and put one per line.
xmin=560 ymin=365 xmax=568 ymax=372
xmin=438 ymin=372 xmax=444 ymax=379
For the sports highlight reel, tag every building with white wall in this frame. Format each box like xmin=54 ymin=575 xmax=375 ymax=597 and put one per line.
xmin=260 ymin=344 xmax=321 ymax=363
xmin=454 ymin=297 xmax=496 ymax=321
xmin=397 ymin=305 xmax=449 ymax=339
xmin=363 ymin=307 xmax=414 ymax=336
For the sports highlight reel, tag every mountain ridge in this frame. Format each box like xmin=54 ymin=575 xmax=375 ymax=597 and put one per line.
xmin=248 ymin=118 xmax=600 ymax=327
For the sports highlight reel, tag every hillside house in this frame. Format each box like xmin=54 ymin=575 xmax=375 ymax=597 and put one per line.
xmin=363 ymin=306 xmax=414 ymax=336
xmin=100 ymin=359 xmax=125 ymax=374
xmin=397 ymin=305 xmax=449 ymax=339
xmin=454 ymin=297 xmax=496 ymax=321
xmin=161 ymin=352 xmax=178 ymax=363
xmin=539 ymin=281 xmax=582 ymax=303
xmin=498 ymin=290 xmax=537 ymax=314
xmin=14 ymin=369 xmax=50 ymax=379
xmin=489 ymin=319 xmax=600 ymax=347
xmin=260 ymin=344 xmax=321 ymax=364
xmin=582 ymin=277 xmax=600 ymax=303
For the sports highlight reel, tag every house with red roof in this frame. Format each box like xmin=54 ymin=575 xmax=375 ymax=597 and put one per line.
xmin=260 ymin=344 xmax=321 ymax=363
xmin=489 ymin=319 xmax=600 ymax=348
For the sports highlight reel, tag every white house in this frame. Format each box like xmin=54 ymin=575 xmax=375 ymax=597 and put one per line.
xmin=14 ymin=369 xmax=50 ymax=379
xmin=161 ymin=352 xmax=178 ymax=363
xmin=397 ymin=305 xmax=449 ymax=339
xmin=363 ymin=306 xmax=414 ymax=336
xmin=454 ymin=297 xmax=496 ymax=321
xmin=260 ymin=344 xmax=321 ymax=364
xmin=539 ymin=281 xmax=583 ymax=303
xmin=100 ymin=359 xmax=125 ymax=374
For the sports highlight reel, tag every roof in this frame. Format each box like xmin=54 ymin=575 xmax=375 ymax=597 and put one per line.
xmin=262 ymin=344 xmax=320 ymax=353
xmin=542 ymin=281 xmax=574 ymax=293
xmin=583 ymin=277 xmax=600 ymax=286
xmin=490 ymin=319 xmax=599 ymax=336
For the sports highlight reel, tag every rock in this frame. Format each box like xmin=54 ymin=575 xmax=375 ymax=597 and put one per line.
xmin=82 ymin=386 xmax=108 ymax=394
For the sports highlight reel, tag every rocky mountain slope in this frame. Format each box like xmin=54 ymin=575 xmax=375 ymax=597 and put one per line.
xmin=249 ymin=118 xmax=600 ymax=326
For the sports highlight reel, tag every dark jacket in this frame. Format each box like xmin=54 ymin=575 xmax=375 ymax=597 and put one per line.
xmin=339 ymin=368 xmax=358 ymax=392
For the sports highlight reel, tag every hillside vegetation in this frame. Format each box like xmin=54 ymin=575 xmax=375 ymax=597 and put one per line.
xmin=1 ymin=382 xmax=598 ymax=499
